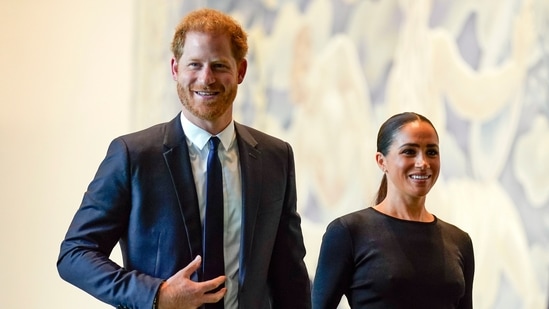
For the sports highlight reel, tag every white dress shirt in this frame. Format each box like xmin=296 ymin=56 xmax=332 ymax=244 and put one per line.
xmin=180 ymin=113 xmax=242 ymax=309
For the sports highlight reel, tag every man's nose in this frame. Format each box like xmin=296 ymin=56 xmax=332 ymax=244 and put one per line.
xmin=199 ymin=66 xmax=215 ymax=85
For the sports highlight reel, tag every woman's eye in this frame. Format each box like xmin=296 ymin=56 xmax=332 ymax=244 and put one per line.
xmin=402 ymin=149 xmax=416 ymax=155
xmin=427 ymin=149 xmax=439 ymax=156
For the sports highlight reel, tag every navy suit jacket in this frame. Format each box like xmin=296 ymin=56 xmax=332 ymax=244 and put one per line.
xmin=57 ymin=114 xmax=311 ymax=309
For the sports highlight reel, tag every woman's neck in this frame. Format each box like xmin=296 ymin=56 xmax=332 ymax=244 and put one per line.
xmin=374 ymin=195 xmax=434 ymax=222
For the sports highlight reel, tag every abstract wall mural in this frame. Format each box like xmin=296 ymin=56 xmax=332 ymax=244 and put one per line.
xmin=134 ymin=0 xmax=549 ymax=308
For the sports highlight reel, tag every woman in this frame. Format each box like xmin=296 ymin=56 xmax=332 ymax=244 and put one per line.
xmin=312 ymin=112 xmax=474 ymax=309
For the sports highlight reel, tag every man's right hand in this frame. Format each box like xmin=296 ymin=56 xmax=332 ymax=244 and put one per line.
xmin=157 ymin=255 xmax=226 ymax=309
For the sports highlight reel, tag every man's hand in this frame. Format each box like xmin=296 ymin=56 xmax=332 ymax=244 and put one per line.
xmin=157 ymin=256 xmax=226 ymax=309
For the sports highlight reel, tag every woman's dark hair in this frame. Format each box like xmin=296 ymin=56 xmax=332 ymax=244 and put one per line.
xmin=374 ymin=112 xmax=438 ymax=204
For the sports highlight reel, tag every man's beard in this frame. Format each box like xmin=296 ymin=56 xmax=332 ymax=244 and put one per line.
xmin=176 ymin=82 xmax=235 ymax=121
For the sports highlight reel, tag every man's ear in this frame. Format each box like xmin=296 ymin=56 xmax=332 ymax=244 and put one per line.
xmin=170 ymin=57 xmax=179 ymax=81
xmin=237 ymin=59 xmax=248 ymax=84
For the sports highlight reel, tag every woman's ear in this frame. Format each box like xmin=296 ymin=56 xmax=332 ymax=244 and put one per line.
xmin=375 ymin=152 xmax=387 ymax=173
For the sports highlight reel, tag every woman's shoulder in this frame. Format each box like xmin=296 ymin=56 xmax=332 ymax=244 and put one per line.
xmin=325 ymin=207 xmax=380 ymax=234
xmin=435 ymin=216 xmax=473 ymax=244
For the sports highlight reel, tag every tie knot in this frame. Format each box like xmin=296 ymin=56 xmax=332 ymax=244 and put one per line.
xmin=209 ymin=136 xmax=220 ymax=152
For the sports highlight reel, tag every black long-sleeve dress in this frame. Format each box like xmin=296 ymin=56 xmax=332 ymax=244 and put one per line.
xmin=312 ymin=207 xmax=474 ymax=309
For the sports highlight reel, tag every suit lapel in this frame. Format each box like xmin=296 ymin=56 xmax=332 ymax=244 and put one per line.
xmin=162 ymin=114 xmax=203 ymax=260
xmin=162 ymin=119 xmax=263 ymax=286
xmin=234 ymin=123 xmax=262 ymax=286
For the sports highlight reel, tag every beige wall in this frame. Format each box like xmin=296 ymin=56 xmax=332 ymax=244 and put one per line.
xmin=0 ymin=0 xmax=133 ymax=307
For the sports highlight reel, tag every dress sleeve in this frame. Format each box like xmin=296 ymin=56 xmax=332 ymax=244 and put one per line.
xmin=312 ymin=219 xmax=354 ymax=309
xmin=458 ymin=233 xmax=475 ymax=309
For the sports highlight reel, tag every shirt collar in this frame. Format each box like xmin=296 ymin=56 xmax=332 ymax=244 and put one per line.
xmin=180 ymin=113 xmax=235 ymax=151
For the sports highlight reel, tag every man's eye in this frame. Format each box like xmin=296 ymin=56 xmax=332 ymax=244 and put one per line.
xmin=213 ymin=63 xmax=228 ymax=69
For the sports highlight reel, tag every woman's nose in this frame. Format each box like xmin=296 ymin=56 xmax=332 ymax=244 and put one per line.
xmin=416 ymin=155 xmax=429 ymax=169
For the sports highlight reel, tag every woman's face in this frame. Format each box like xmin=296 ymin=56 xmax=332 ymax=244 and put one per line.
xmin=377 ymin=121 xmax=440 ymax=200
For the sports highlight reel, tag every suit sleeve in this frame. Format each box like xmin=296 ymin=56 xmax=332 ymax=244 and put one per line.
xmin=312 ymin=219 xmax=354 ymax=309
xmin=57 ymin=137 xmax=163 ymax=309
xmin=267 ymin=143 xmax=312 ymax=309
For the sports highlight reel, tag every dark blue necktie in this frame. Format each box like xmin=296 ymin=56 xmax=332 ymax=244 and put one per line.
xmin=203 ymin=137 xmax=224 ymax=308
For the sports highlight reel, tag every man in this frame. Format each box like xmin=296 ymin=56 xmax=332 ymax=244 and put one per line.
xmin=57 ymin=8 xmax=311 ymax=309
